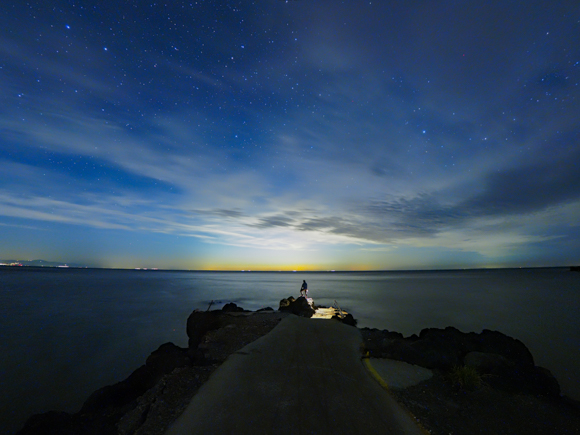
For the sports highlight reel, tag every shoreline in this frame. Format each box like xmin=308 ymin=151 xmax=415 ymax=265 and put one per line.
xmin=2 ymin=264 xmax=576 ymax=273
xmin=16 ymin=301 xmax=580 ymax=435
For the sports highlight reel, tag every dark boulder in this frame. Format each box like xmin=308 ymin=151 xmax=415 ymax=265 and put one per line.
xmin=279 ymin=296 xmax=315 ymax=317
xmin=331 ymin=313 xmax=358 ymax=327
xmin=257 ymin=306 xmax=274 ymax=311
xmin=360 ymin=326 xmax=560 ymax=396
xmin=360 ymin=328 xmax=383 ymax=356
xmin=292 ymin=296 xmax=315 ymax=317
xmin=371 ymin=331 xmax=460 ymax=369
xmin=145 ymin=342 xmax=190 ymax=375
xmin=413 ymin=327 xmax=534 ymax=368
xmin=19 ymin=341 xmax=191 ymax=435
xmin=81 ymin=365 xmax=154 ymax=414
xmin=361 ymin=328 xmax=406 ymax=357
xmin=81 ymin=343 xmax=190 ymax=415
xmin=464 ymin=351 xmax=514 ymax=374
xmin=419 ymin=327 xmax=479 ymax=355
xmin=483 ymin=363 xmax=561 ymax=397
xmin=278 ymin=296 xmax=295 ymax=310
xmin=222 ymin=302 xmax=244 ymax=312
xmin=186 ymin=310 xmax=220 ymax=349
xmin=408 ymin=327 xmax=474 ymax=369
xmin=475 ymin=329 xmax=535 ymax=366
xmin=381 ymin=339 xmax=425 ymax=364
xmin=384 ymin=330 xmax=405 ymax=341
xmin=531 ymin=366 xmax=561 ymax=397
xmin=409 ymin=338 xmax=462 ymax=369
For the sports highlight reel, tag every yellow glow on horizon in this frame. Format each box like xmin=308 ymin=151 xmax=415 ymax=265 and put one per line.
xmin=200 ymin=263 xmax=325 ymax=272
xmin=197 ymin=260 xmax=377 ymax=272
xmin=98 ymin=249 xmax=381 ymax=271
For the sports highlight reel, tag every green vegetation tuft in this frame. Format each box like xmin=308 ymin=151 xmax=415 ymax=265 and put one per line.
xmin=449 ymin=365 xmax=483 ymax=391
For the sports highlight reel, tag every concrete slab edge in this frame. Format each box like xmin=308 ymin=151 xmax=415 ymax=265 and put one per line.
xmin=363 ymin=358 xmax=391 ymax=390
xmin=362 ymin=356 xmax=432 ymax=435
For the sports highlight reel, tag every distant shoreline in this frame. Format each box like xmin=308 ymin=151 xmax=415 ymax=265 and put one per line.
xmin=0 ymin=264 xmax=575 ymax=273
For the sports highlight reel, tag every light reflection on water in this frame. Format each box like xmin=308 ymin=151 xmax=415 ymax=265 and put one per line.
xmin=1 ymin=268 xmax=578 ymax=433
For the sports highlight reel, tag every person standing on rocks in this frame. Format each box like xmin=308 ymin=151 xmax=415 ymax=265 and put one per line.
xmin=300 ymin=280 xmax=308 ymax=298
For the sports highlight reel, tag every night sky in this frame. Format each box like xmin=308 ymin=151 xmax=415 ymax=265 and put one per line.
xmin=1 ymin=1 xmax=579 ymax=270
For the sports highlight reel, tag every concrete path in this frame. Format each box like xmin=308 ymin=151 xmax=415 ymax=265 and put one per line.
xmin=166 ymin=315 xmax=425 ymax=435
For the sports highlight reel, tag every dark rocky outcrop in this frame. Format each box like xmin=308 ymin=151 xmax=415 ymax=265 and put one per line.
xmin=17 ymin=342 xmax=191 ymax=435
xmin=79 ymin=342 xmax=190 ymax=419
xmin=186 ymin=310 xmax=221 ymax=349
xmin=146 ymin=342 xmax=191 ymax=376
xmin=474 ymin=329 xmax=535 ymax=366
xmin=222 ymin=302 xmax=245 ymax=312
xmin=361 ymin=326 xmax=560 ymax=397
xmin=257 ymin=306 xmax=274 ymax=311
xmin=278 ymin=296 xmax=315 ymax=317
xmin=464 ymin=351 xmax=514 ymax=373
xmin=332 ymin=312 xmax=358 ymax=327
xmin=18 ymin=304 xmax=249 ymax=435
xmin=278 ymin=295 xmax=295 ymax=309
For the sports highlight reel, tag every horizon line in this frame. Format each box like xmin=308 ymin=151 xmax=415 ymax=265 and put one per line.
xmin=1 ymin=264 xmax=575 ymax=273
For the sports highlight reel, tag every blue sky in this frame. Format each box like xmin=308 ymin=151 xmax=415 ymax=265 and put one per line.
xmin=1 ymin=1 xmax=579 ymax=270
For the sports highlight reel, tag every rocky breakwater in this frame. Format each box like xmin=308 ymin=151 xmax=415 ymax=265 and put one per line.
xmin=16 ymin=303 xmax=284 ymax=435
xmin=362 ymin=326 xmax=560 ymax=397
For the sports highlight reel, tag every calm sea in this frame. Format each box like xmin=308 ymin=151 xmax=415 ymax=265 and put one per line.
xmin=1 ymin=267 xmax=578 ymax=433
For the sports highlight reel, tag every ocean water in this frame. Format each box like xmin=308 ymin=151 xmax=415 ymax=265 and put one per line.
xmin=1 ymin=267 xmax=578 ymax=433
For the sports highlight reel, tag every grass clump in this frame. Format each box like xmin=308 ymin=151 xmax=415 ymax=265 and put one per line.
xmin=449 ymin=365 xmax=483 ymax=391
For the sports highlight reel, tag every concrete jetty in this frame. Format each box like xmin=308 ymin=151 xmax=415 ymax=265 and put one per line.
xmin=166 ymin=315 xmax=425 ymax=434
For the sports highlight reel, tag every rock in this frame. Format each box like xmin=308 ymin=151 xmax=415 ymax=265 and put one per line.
xmin=145 ymin=342 xmax=190 ymax=375
xmin=16 ymin=411 xmax=75 ymax=435
xmin=257 ymin=307 xmax=274 ymax=311
xmin=476 ymin=329 xmax=535 ymax=366
xmin=116 ymin=401 xmax=149 ymax=435
xmin=278 ymin=296 xmax=315 ymax=317
xmin=362 ymin=325 xmax=561 ymax=397
xmin=222 ymin=302 xmax=244 ymax=312
xmin=533 ymin=366 xmax=561 ymax=397
xmin=360 ymin=328 xmax=382 ymax=356
xmin=384 ymin=330 xmax=405 ymax=341
xmin=278 ymin=296 xmax=295 ymax=309
xmin=412 ymin=327 xmax=534 ymax=368
xmin=331 ymin=313 xmax=358 ymax=326
xmin=409 ymin=327 xmax=471 ymax=369
xmin=419 ymin=327 xmax=479 ymax=355
xmin=292 ymin=296 xmax=316 ymax=317
xmin=408 ymin=338 xmax=462 ymax=369
xmin=363 ymin=326 xmax=545 ymax=368
xmin=464 ymin=351 xmax=514 ymax=374
xmin=19 ymin=365 xmax=157 ymax=435
xmin=186 ymin=310 xmax=220 ymax=349
xmin=81 ymin=343 xmax=189 ymax=416
xmin=381 ymin=339 xmax=425 ymax=364
xmin=81 ymin=365 xmax=154 ymax=414
xmin=361 ymin=328 xmax=408 ymax=357
xmin=187 ymin=347 xmax=207 ymax=365
xmin=483 ymin=363 xmax=561 ymax=397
